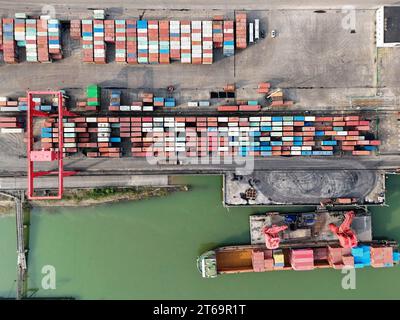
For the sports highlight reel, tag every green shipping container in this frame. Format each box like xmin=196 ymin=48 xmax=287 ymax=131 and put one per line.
xmin=87 ymin=85 xmax=100 ymax=98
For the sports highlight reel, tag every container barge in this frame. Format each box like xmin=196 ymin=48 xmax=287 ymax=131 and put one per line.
xmin=0 ymin=12 xmax=252 ymax=65
xmin=197 ymin=210 xmax=399 ymax=278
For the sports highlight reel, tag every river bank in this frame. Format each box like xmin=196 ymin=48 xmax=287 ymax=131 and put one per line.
xmin=0 ymin=185 xmax=189 ymax=214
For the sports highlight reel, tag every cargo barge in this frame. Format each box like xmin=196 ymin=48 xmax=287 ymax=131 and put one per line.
xmin=197 ymin=210 xmax=399 ymax=278
xmin=0 ymin=12 xmax=252 ymax=65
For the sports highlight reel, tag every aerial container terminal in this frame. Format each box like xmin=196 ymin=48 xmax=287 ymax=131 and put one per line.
xmin=0 ymin=6 xmax=399 ymax=290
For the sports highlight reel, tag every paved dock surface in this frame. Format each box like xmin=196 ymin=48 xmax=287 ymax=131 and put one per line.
xmin=0 ymin=174 xmax=169 ymax=190
xmin=224 ymin=170 xmax=385 ymax=206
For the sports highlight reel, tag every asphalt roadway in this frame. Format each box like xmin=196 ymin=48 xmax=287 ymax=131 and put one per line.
xmin=0 ymin=0 xmax=396 ymax=13
xmin=0 ymin=155 xmax=399 ymax=177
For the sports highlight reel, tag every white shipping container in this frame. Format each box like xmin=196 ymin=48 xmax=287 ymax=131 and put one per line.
xmin=282 ymin=137 xmax=294 ymax=141
xmin=64 ymin=143 xmax=77 ymax=148
xmin=0 ymin=107 xmax=19 ymax=111
xmin=255 ymin=19 xmax=260 ymax=40
xmin=1 ymin=128 xmax=24 ymax=133
xmin=249 ymin=23 xmax=254 ymax=43
xmin=188 ymin=101 xmax=198 ymax=107
xmin=98 ymin=132 xmax=110 ymax=137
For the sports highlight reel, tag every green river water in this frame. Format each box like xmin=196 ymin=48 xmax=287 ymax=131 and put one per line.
xmin=0 ymin=175 xmax=399 ymax=299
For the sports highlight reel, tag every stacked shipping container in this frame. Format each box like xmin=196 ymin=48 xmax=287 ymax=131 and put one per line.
xmin=115 ymin=20 xmax=126 ymax=63
xmin=104 ymin=20 xmax=115 ymax=42
xmin=126 ymin=20 xmax=137 ymax=64
xmin=81 ymin=20 xmax=94 ymax=63
xmin=235 ymin=12 xmax=247 ymax=49
xmin=137 ymin=20 xmax=148 ymax=64
xmin=1 ymin=14 xmax=252 ymax=64
xmin=159 ymin=20 xmax=170 ymax=64
xmin=37 ymin=115 xmax=380 ymax=159
xmin=180 ymin=21 xmax=191 ymax=63
xmin=70 ymin=20 xmax=81 ymax=40
xmin=37 ymin=19 xmax=50 ymax=62
xmin=191 ymin=21 xmax=202 ymax=64
xmin=93 ymin=20 xmax=106 ymax=64
xmin=202 ymin=21 xmax=213 ymax=64
xmin=48 ymin=19 xmax=62 ymax=59
xmin=2 ymin=19 xmax=17 ymax=63
xmin=169 ymin=20 xmax=180 ymax=60
xmin=212 ymin=19 xmax=223 ymax=48
xmin=223 ymin=20 xmax=234 ymax=56
xmin=148 ymin=20 xmax=159 ymax=64
xmin=14 ymin=18 xmax=25 ymax=44
xmin=26 ymin=19 xmax=37 ymax=62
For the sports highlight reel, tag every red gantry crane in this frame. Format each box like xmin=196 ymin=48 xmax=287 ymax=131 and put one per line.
xmin=264 ymin=225 xmax=288 ymax=249
xmin=27 ymin=91 xmax=77 ymax=200
xmin=329 ymin=211 xmax=358 ymax=248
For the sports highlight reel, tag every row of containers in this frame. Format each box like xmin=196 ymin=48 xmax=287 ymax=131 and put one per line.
xmin=251 ymin=245 xmax=399 ymax=272
xmin=74 ymin=19 xmax=224 ymax=64
xmin=0 ymin=12 xmax=253 ymax=64
xmin=70 ymin=13 xmax=249 ymax=64
xmin=107 ymin=91 xmax=175 ymax=111
xmin=75 ymin=89 xmax=176 ymax=112
xmin=35 ymin=115 xmax=380 ymax=158
xmin=0 ymin=96 xmax=60 ymax=112
xmin=0 ymin=117 xmax=24 ymax=134
xmin=0 ymin=18 xmax=62 ymax=63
